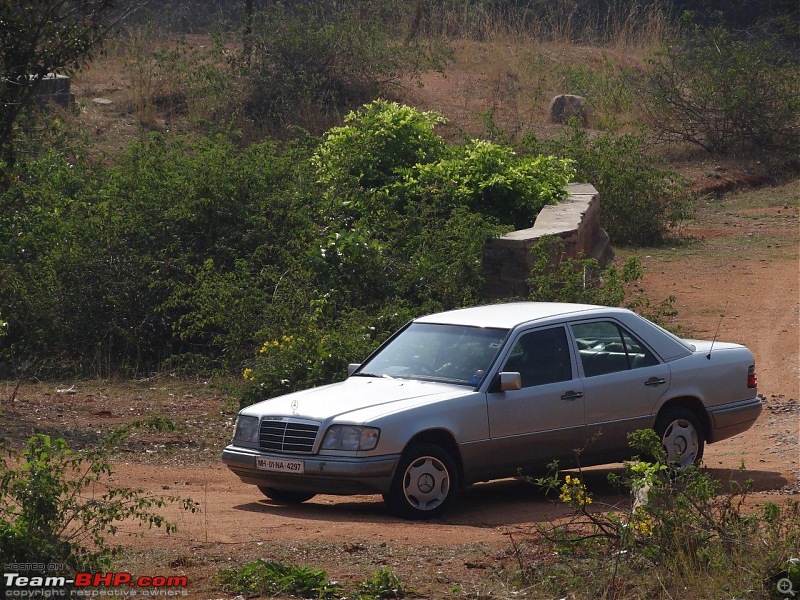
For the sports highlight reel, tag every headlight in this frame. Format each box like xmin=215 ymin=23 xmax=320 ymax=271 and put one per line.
xmin=320 ymin=425 xmax=380 ymax=451
xmin=233 ymin=415 xmax=260 ymax=444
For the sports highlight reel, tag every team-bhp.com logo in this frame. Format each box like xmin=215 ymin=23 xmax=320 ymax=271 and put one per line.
xmin=3 ymin=569 xmax=188 ymax=597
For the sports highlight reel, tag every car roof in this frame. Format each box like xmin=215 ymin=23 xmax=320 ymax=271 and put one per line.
xmin=414 ymin=302 xmax=616 ymax=329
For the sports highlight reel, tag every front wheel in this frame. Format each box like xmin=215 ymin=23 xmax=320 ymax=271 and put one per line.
xmin=654 ymin=407 xmax=705 ymax=467
xmin=258 ymin=486 xmax=315 ymax=504
xmin=385 ymin=442 xmax=459 ymax=520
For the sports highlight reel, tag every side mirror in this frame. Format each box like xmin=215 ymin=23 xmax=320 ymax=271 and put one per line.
xmin=347 ymin=363 xmax=361 ymax=377
xmin=497 ymin=371 xmax=522 ymax=392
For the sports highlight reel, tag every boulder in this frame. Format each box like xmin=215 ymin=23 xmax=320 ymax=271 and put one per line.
xmin=548 ymin=94 xmax=591 ymax=127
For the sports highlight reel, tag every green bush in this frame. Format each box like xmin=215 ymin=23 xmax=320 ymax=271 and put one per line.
xmin=0 ymin=134 xmax=320 ymax=374
xmin=525 ymin=430 xmax=800 ymax=598
xmin=239 ymin=305 xmax=414 ymax=408
xmin=356 ymin=568 xmax=409 ymax=599
xmin=215 ymin=560 xmax=338 ymax=599
xmin=528 ymin=236 xmax=638 ymax=307
xmin=643 ymin=25 xmax=800 ymax=154
xmin=527 ymin=236 xmax=680 ymax=329
xmin=314 ymin=100 xmax=448 ymax=195
xmin=404 ymin=140 xmax=573 ymax=230
xmin=317 ymin=101 xmax=573 ymax=228
xmin=311 ymin=101 xmax=573 ymax=311
xmin=0 ymin=432 xmax=196 ymax=576
xmin=522 ymin=126 xmax=694 ymax=245
xmin=2 ymin=102 xmax=576 ymax=383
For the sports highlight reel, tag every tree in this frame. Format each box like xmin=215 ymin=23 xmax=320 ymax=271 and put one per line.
xmin=0 ymin=0 xmax=117 ymax=169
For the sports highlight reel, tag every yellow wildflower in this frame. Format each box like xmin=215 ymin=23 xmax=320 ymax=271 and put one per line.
xmin=559 ymin=475 xmax=592 ymax=508
xmin=632 ymin=511 xmax=655 ymax=536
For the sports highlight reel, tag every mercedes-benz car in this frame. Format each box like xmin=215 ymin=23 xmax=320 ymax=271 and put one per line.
xmin=222 ymin=302 xmax=761 ymax=518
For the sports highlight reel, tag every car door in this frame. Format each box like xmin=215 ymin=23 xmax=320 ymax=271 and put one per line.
xmin=569 ymin=320 xmax=671 ymax=461
xmin=487 ymin=325 xmax=586 ymax=474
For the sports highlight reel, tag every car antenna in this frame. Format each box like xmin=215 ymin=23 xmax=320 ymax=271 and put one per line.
xmin=707 ymin=301 xmax=728 ymax=360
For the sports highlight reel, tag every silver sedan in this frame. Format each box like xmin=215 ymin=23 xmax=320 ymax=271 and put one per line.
xmin=222 ymin=302 xmax=761 ymax=518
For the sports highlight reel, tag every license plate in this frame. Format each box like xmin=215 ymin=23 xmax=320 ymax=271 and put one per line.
xmin=256 ymin=456 xmax=305 ymax=474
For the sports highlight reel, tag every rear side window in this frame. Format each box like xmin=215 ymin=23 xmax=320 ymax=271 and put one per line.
xmin=571 ymin=321 xmax=659 ymax=377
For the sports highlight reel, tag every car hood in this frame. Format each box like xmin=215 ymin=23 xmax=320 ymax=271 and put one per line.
xmin=240 ymin=377 xmax=470 ymax=423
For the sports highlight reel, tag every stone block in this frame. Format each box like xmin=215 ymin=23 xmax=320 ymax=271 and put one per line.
xmin=483 ymin=183 xmax=612 ymax=299
xmin=35 ymin=73 xmax=74 ymax=108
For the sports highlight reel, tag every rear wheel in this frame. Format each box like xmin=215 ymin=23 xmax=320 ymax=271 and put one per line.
xmin=386 ymin=442 xmax=459 ymax=519
xmin=654 ymin=407 xmax=705 ymax=467
xmin=258 ymin=486 xmax=315 ymax=504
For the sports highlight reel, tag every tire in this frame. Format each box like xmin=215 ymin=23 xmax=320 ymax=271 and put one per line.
xmin=258 ymin=486 xmax=315 ymax=504
xmin=654 ymin=407 xmax=705 ymax=467
xmin=386 ymin=442 xmax=459 ymax=520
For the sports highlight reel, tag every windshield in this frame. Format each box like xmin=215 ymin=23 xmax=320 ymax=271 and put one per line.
xmin=356 ymin=322 xmax=509 ymax=386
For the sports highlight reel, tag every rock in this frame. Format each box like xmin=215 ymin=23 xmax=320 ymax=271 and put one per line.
xmin=548 ymin=94 xmax=592 ymax=127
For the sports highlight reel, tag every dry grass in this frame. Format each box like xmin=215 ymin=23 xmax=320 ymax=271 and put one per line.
xmin=67 ymin=2 xmax=674 ymax=154
xmin=414 ymin=0 xmax=675 ymax=47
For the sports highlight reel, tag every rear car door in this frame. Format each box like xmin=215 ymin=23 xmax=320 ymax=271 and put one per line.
xmin=569 ymin=320 xmax=671 ymax=461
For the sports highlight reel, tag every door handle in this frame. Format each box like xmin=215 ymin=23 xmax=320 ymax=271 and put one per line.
xmin=561 ymin=390 xmax=584 ymax=401
xmin=644 ymin=377 xmax=666 ymax=387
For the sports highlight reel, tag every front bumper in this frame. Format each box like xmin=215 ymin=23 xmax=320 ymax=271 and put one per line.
xmin=708 ymin=396 xmax=763 ymax=442
xmin=222 ymin=445 xmax=400 ymax=496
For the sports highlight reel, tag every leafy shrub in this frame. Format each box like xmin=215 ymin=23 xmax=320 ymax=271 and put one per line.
xmin=643 ymin=25 xmax=800 ymax=154
xmin=215 ymin=560 xmax=338 ymax=598
xmin=404 ymin=140 xmax=573 ymax=230
xmin=239 ymin=305 xmax=414 ymax=408
xmin=527 ymin=236 xmax=679 ymax=330
xmin=2 ymin=102 xmax=576 ymax=383
xmin=525 ymin=430 xmax=800 ymax=598
xmin=528 ymin=236 xmax=637 ymax=307
xmin=356 ymin=569 xmax=409 ymax=599
xmin=317 ymin=101 xmax=573 ymax=228
xmin=314 ymin=100 xmax=448 ymax=196
xmin=0 ymin=134 xmax=320 ymax=374
xmin=0 ymin=432 xmax=197 ymax=576
xmin=522 ymin=126 xmax=694 ymax=245
xmin=311 ymin=101 xmax=573 ymax=310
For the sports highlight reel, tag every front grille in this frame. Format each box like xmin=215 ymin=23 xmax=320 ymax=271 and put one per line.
xmin=259 ymin=419 xmax=319 ymax=454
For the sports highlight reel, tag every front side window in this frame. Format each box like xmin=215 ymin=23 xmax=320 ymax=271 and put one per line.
xmin=501 ymin=327 xmax=572 ymax=388
xmin=571 ymin=321 xmax=659 ymax=377
xmin=356 ymin=323 xmax=508 ymax=386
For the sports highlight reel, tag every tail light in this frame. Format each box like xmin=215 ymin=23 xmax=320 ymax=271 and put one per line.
xmin=747 ymin=365 xmax=757 ymax=389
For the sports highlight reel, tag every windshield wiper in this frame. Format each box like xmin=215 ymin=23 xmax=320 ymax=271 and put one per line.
xmin=352 ymin=372 xmax=396 ymax=379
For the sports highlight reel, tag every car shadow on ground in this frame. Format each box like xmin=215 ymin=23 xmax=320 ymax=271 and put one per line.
xmin=231 ymin=465 xmax=788 ymax=527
